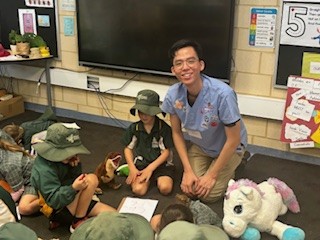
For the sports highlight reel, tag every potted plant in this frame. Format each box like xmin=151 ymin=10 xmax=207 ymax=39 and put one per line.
xmin=8 ymin=30 xmax=18 ymax=54
xmin=23 ymin=33 xmax=47 ymax=48
xmin=8 ymin=30 xmax=30 ymax=55
xmin=8 ymin=30 xmax=49 ymax=57
xmin=23 ymin=33 xmax=48 ymax=58
xmin=15 ymin=33 xmax=30 ymax=56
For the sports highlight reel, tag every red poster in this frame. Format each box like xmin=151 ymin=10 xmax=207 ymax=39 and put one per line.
xmin=280 ymin=75 xmax=320 ymax=148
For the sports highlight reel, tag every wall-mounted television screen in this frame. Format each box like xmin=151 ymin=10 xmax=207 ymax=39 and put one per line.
xmin=76 ymin=0 xmax=235 ymax=82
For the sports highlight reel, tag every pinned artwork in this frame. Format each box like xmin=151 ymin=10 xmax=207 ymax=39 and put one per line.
xmin=63 ymin=16 xmax=74 ymax=36
xmin=25 ymin=0 xmax=54 ymax=8
xmin=280 ymin=75 xmax=320 ymax=148
xmin=38 ymin=15 xmax=50 ymax=27
xmin=18 ymin=9 xmax=37 ymax=35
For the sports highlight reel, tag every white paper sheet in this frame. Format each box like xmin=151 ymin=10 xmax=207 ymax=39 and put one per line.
xmin=118 ymin=197 xmax=158 ymax=221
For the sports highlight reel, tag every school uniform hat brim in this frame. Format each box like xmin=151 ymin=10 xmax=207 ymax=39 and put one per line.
xmin=157 ymin=221 xmax=229 ymax=240
xmin=0 ymin=222 xmax=38 ymax=240
xmin=70 ymin=212 xmax=154 ymax=240
xmin=130 ymin=89 xmax=164 ymax=116
xmin=33 ymin=123 xmax=90 ymax=162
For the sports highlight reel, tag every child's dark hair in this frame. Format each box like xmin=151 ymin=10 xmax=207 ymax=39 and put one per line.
xmin=158 ymin=203 xmax=194 ymax=232
xmin=168 ymin=39 xmax=203 ymax=64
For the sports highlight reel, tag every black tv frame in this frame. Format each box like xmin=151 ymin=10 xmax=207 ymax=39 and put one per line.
xmin=76 ymin=1 xmax=235 ymax=82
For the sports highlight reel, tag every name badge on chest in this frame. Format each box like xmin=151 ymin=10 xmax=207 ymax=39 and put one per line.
xmin=186 ymin=129 xmax=202 ymax=139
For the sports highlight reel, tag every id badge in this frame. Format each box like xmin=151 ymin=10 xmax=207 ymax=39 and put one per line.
xmin=186 ymin=129 xmax=202 ymax=139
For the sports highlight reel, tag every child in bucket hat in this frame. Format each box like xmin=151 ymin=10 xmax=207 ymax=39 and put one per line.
xmin=0 ymin=222 xmax=38 ymax=240
xmin=157 ymin=220 xmax=229 ymax=240
xmin=70 ymin=211 xmax=154 ymax=240
xmin=121 ymin=89 xmax=175 ymax=196
xmin=31 ymin=123 xmax=116 ymax=233
xmin=129 ymin=89 xmax=165 ymax=117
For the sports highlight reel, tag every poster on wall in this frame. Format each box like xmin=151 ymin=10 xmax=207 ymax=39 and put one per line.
xmin=280 ymin=2 xmax=320 ymax=48
xmin=63 ymin=16 xmax=74 ymax=36
xmin=38 ymin=15 xmax=50 ymax=27
xmin=60 ymin=0 xmax=75 ymax=11
xmin=249 ymin=8 xmax=277 ymax=47
xmin=275 ymin=0 xmax=320 ymax=87
xmin=280 ymin=75 xmax=320 ymax=148
xmin=301 ymin=52 xmax=320 ymax=79
xmin=18 ymin=9 xmax=37 ymax=35
xmin=25 ymin=0 xmax=54 ymax=8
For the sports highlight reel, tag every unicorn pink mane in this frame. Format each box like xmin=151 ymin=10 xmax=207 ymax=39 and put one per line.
xmin=225 ymin=179 xmax=264 ymax=199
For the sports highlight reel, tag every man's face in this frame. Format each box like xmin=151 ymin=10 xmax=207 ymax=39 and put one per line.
xmin=171 ymin=46 xmax=204 ymax=86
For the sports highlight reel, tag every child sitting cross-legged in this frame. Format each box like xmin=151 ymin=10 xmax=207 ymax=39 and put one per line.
xmin=30 ymin=123 xmax=116 ymax=233
xmin=121 ymin=89 xmax=175 ymax=196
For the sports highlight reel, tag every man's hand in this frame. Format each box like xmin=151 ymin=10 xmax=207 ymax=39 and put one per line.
xmin=195 ymin=174 xmax=216 ymax=198
xmin=181 ymin=171 xmax=198 ymax=196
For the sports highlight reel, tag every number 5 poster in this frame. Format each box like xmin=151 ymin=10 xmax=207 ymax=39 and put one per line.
xmin=280 ymin=1 xmax=320 ymax=47
xmin=280 ymin=75 xmax=320 ymax=148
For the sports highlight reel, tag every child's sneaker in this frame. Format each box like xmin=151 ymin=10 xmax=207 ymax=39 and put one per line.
xmin=69 ymin=217 xmax=88 ymax=233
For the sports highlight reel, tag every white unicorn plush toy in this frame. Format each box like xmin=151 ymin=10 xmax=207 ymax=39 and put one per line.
xmin=222 ymin=178 xmax=305 ymax=240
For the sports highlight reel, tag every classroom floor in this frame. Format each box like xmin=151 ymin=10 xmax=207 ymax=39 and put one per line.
xmin=1 ymin=110 xmax=319 ymax=240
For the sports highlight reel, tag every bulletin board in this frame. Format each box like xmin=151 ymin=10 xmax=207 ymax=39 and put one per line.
xmin=280 ymin=75 xmax=320 ymax=148
xmin=275 ymin=0 xmax=320 ymax=87
xmin=0 ymin=0 xmax=59 ymax=57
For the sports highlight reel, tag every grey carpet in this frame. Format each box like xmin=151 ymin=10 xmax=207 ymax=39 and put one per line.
xmin=1 ymin=110 xmax=319 ymax=240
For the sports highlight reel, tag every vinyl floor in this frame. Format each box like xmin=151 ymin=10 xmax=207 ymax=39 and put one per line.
xmin=1 ymin=110 xmax=319 ymax=240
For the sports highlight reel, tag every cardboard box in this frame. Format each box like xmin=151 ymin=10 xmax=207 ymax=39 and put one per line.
xmin=0 ymin=95 xmax=25 ymax=120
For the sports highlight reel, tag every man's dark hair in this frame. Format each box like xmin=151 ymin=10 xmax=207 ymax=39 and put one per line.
xmin=168 ymin=39 xmax=203 ymax=64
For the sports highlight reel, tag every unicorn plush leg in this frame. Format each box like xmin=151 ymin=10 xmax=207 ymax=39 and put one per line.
xmin=282 ymin=228 xmax=305 ymax=240
xmin=240 ymin=227 xmax=261 ymax=240
xmin=271 ymin=221 xmax=305 ymax=240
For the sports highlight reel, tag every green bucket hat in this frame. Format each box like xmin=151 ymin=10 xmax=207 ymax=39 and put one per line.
xmin=130 ymin=89 xmax=164 ymax=116
xmin=70 ymin=212 xmax=154 ymax=240
xmin=157 ymin=221 xmax=229 ymax=240
xmin=0 ymin=222 xmax=38 ymax=240
xmin=33 ymin=123 xmax=90 ymax=162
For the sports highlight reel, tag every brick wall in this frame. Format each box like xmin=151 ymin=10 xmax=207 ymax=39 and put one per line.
xmin=4 ymin=0 xmax=319 ymax=159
